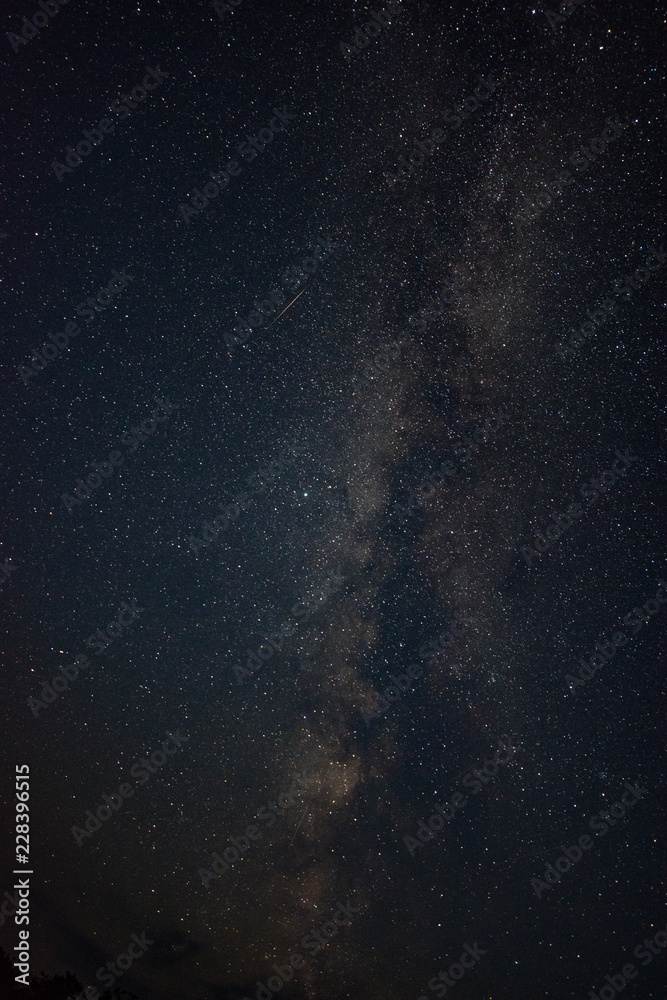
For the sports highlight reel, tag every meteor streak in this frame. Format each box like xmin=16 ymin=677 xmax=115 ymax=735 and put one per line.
xmin=289 ymin=804 xmax=308 ymax=846
xmin=266 ymin=288 xmax=305 ymax=330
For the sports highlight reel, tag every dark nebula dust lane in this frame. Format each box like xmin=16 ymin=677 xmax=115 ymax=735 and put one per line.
xmin=1 ymin=1 xmax=664 ymax=999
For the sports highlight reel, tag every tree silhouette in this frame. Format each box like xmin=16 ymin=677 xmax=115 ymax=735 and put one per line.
xmin=0 ymin=945 xmax=140 ymax=999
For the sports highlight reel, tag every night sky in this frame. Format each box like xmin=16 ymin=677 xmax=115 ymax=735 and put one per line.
xmin=1 ymin=1 xmax=665 ymax=998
